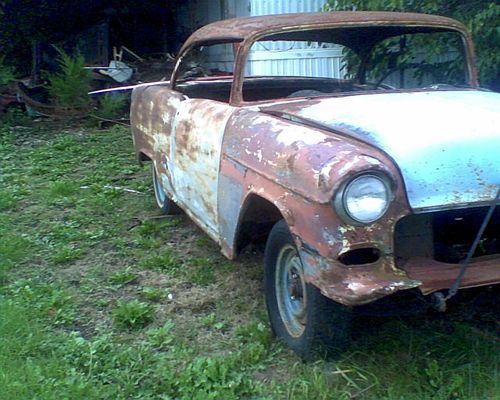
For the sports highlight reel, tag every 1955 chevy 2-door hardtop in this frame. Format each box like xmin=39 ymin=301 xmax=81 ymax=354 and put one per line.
xmin=129 ymin=12 xmax=499 ymax=358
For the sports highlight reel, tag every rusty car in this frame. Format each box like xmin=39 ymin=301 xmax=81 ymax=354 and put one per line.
xmin=129 ymin=12 xmax=500 ymax=359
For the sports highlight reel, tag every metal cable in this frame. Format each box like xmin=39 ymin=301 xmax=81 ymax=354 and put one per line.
xmin=444 ymin=186 xmax=500 ymax=300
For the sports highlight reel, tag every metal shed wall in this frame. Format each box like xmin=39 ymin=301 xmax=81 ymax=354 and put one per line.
xmin=249 ymin=0 xmax=327 ymax=16
xmin=246 ymin=0 xmax=344 ymax=78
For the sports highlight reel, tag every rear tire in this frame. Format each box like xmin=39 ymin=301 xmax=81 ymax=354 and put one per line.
xmin=152 ymin=165 xmax=181 ymax=215
xmin=264 ymin=220 xmax=352 ymax=360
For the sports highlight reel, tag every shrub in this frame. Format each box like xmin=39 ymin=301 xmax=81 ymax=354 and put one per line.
xmin=96 ymin=93 xmax=128 ymax=119
xmin=47 ymin=47 xmax=90 ymax=108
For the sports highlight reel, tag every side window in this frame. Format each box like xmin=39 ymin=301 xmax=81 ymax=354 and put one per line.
xmin=176 ymin=43 xmax=237 ymax=81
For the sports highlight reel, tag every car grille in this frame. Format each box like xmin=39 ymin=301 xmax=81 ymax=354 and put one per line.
xmin=394 ymin=206 xmax=500 ymax=264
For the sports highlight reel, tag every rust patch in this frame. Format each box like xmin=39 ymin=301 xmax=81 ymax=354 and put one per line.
xmin=403 ymin=257 xmax=500 ymax=295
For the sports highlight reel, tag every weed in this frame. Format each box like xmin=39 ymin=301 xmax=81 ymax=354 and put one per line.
xmin=0 ymin=233 xmax=33 ymax=269
xmin=47 ymin=47 xmax=90 ymax=108
xmin=136 ymin=218 xmax=182 ymax=238
xmin=140 ymin=286 xmax=167 ymax=302
xmin=0 ymin=300 xmax=102 ymax=399
xmin=51 ymin=245 xmax=84 ymax=264
xmin=195 ymin=236 xmax=216 ymax=250
xmin=140 ymin=249 xmax=181 ymax=273
xmin=175 ymin=354 xmax=260 ymax=399
xmin=95 ymin=298 xmax=110 ymax=308
xmin=135 ymin=236 xmax=162 ymax=249
xmin=201 ymin=313 xmax=225 ymax=330
xmin=135 ymin=219 xmax=164 ymax=237
xmin=108 ymin=268 xmax=138 ymax=286
xmin=112 ymin=299 xmax=154 ymax=329
xmin=5 ymin=281 xmax=76 ymax=326
xmin=235 ymin=321 xmax=271 ymax=347
xmin=423 ymin=359 xmax=464 ymax=398
xmin=0 ymin=106 xmax=31 ymax=127
xmin=146 ymin=320 xmax=175 ymax=349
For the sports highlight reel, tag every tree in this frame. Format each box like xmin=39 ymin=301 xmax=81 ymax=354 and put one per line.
xmin=0 ymin=0 xmax=171 ymax=76
xmin=0 ymin=0 xmax=109 ymax=76
xmin=324 ymin=0 xmax=499 ymax=90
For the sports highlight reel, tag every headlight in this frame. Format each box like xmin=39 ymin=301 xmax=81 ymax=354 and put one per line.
xmin=338 ymin=174 xmax=391 ymax=224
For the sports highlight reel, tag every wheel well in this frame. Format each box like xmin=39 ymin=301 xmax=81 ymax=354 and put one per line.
xmin=235 ymin=194 xmax=283 ymax=254
xmin=138 ymin=152 xmax=152 ymax=164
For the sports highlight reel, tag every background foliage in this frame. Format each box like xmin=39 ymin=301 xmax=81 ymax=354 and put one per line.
xmin=46 ymin=48 xmax=91 ymax=108
xmin=0 ymin=56 xmax=16 ymax=87
xmin=324 ymin=0 xmax=500 ymax=89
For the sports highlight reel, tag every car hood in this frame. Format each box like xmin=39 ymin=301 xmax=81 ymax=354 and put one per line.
xmin=260 ymin=90 xmax=500 ymax=210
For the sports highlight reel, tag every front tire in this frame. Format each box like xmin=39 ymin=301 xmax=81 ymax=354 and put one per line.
xmin=264 ymin=220 xmax=352 ymax=360
xmin=152 ymin=165 xmax=181 ymax=215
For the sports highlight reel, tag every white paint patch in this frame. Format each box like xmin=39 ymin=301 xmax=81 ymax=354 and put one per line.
xmin=290 ymin=91 xmax=500 ymax=209
xmin=153 ymin=131 xmax=169 ymax=153
xmin=347 ymin=282 xmax=369 ymax=293
xmin=275 ymin=124 xmax=326 ymax=146
xmin=171 ymin=100 xmax=235 ymax=235
xmin=256 ymin=149 xmax=263 ymax=162
xmin=322 ymin=229 xmax=337 ymax=246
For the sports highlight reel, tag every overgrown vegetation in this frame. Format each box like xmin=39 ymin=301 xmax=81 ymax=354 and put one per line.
xmin=324 ymin=0 xmax=500 ymax=89
xmin=0 ymin=56 xmax=16 ymax=87
xmin=46 ymin=47 xmax=91 ymax=108
xmin=96 ymin=93 xmax=129 ymax=120
xmin=0 ymin=121 xmax=498 ymax=399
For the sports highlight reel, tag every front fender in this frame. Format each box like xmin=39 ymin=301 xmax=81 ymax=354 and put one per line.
xmin=223 ymin=109 xmax=400 ymax=203
xmin=218 ymin=108 xmax=418 ymax=305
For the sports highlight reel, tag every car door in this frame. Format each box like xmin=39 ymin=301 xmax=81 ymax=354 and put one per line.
xmin=171 ymin=98 xmax=235 ymax=238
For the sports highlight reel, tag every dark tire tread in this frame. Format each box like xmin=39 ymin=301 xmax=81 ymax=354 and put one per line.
xmin=264 ymin=219 xmax=351 ymax=360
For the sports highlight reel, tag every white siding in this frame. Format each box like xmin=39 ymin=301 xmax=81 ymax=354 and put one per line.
xmin=191 ymin=0 xmax=346 ymax=79
xmin=246 ymin=0 xmax=344 ymax=78
xmin=246 ymin=46 xmax=346 ymax=79
xmin=249 ymin=0 xmax=327 ymax=15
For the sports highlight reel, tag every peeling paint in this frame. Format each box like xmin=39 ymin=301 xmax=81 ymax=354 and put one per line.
xmin=262 ymin=91 xmax=500 ymax=210
xmin=130 ymin=12 xmax=499 ymax=308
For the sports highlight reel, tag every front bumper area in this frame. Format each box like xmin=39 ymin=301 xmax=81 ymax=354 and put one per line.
xmin=299 ymin=248 xmax=421 ymax=306
xmin=402 ymin=257 xmax=500 ymax=295
xmin=298 ymin=204 xmax=499 ymax=306
xmin=300 ymin=248 xmax=499 ymax=307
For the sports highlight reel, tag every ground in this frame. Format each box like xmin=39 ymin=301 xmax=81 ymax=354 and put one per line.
xmin=0 ymin=115 xmax=498 ymax=399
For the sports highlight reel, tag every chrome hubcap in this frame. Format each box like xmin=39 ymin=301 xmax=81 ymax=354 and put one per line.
xmin=275 ymin=244 xmax=307 ymax=337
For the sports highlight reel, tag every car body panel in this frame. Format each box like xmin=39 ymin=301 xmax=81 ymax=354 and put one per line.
xmin=179 ymin=11 xmax=470 ymax=56
xmin=260 ymin=90 xmax=500 ymax=211
xmin=172 ymin=99 xmax=236 ymax=236
xmin=130 ymin=12 xmax=499 ymax=307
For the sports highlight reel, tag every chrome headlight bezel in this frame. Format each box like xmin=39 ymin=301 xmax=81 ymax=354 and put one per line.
xmin=334 ymin=173 xmax=393 ymax=225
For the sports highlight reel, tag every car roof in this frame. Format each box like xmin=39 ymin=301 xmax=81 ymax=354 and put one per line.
xmin=182 ymin=11 xmax=467 ymax=49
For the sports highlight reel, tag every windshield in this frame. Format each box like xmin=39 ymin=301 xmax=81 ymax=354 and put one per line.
xmin=242 ymin=29 xmax=468 ymax=101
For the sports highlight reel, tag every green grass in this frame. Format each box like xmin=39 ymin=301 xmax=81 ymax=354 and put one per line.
xmin=112 ymin=299 xmax=155 ymax=329
xmin=108 ymin=268 xmax=138 ymax=286
xmin=0 ymin=121 xmax=498 ymax=399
